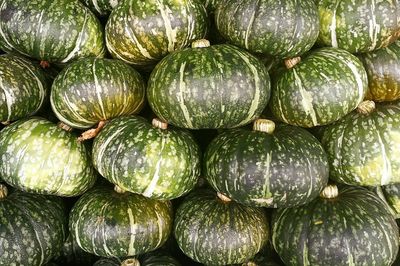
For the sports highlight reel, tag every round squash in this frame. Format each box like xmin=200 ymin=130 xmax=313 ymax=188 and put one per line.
xmin=148 ymin=40 xmax=271 ymax=129
xmin=50 ymin=58 xmax=145 ymax=130
xmin=321 ymin=100 xmax=400 ymax=186
xmin=204 ymin=119 xmax=329 ymax=208
xmin=215 ymin=0 xmax=319 ymax=59
xmin=270 ymin=47 xmax=368 ymax=128
xmin=81 ymin=0 xmax=120 ymax=17
xmin=92 ymin=116 xmax=201 ymax=200
xmin=0 ymin=0 xmax=105 ymax=63
xmin=69 ymin=185 xmax=173 ymax=258
xmin=0 ymin=117 xmax=96 ymax=196
xmin=272 ymin=184 xmax=399 ymax=265
xmin=0 ymin=54 xmax=48 ymax=124
xmin=105 ymin=0 xmax=208 ymax=66
xmin=174 ymin=189 xmax=269 ymax=265
xmin=0 ymin=184 xmax=67 ymax=266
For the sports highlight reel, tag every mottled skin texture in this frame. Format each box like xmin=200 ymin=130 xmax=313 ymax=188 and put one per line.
xmin=204 ymin=124 xmax=329 ymax=208
xmin=215 ymin=0 xmax=319 ymax=59
xmin=317 ymin=0 xmax=400 ymax=53
xmin=358 ymin=40 xmax=400 ymax=102
xmin=148 ymin=44 xmax=270 ymax=129
xmin=272 ymin=185 xmax=399 ymax=266
xmin=81 ymin=0 xmax=120 ymax=16
xmin=105 ymin=0 xmax=208 ymax=66
xmin=92 ymin=116 xmax=201 ymax=200
xmin=0 ymin=189 xmax=67 ymax=266
xmin=321 ymin=102 xmax=400 ymax=186
xmin=0 ymin=0 xmax=105 ymax=63
xmin=69 ymin=186 xmax=173 ymax=258
xmin=0 ymin=54 xmax=48 ymax=123
xmin=51 ymin=58 xmax=146 ymax=129
xmin=0 ymin=117 xmax=96 ymax=196
xmin=93 ymin=252 xmax=181 ymax=266
xmin=270 ymin=47 xmax=368 ymax=128
xmin=383 ymin=183 xmax=400 ymax=217
xmin=174 ymin=189 xmax=269 ymax=266
xmin=52 ymin=234 xmax=96 ymax=266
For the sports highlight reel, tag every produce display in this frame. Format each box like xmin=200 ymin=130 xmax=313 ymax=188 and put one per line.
xmin=1 ymin=0 xmax=400 ymax=265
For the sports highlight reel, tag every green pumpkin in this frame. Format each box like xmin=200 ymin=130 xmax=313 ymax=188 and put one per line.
xmin=317 ymin=0 xmax=400 ymax=53
xmin=148 ymin=40 xmax=271 ymax=129
xmin=0 ymin=184 xmax=67 ymax=266
xmin=0 ymin=0 xmax=105 ymax=63
xmin=174 ymin=189 xmax=269 ymax=265
xmin=105 ymin=0 xmax=208 ymax=66
xmin=93 ymin=252 xmax=181 ymax=266
xmin=215 ymin=0 xmax=319 ymax=59
xmin=50 ymin=58 xmax=145 ymax=129
xmin=0 ymin=117 xmax=96 ymax=196
xmin=270 ymin=47 xmax=368 ymax=128
xmin=81 ymin=0 xmax=120 ymax=16
xmin=52 ymin=234 xmax=97 ymax=266
xmin=0 ymin=54 xmax=48 ymax=124
xmin=204 ymin=119 xmax=329 ymax=208
xmin=272 ymin=184 xmax=399 ymax=265
xmin=92 ymin=116 xmax=201 ymax=200
xmin=69 ymin=185 xmax=173 ymax=258
xmin=321 ymin=101 xmax=400 ymax=186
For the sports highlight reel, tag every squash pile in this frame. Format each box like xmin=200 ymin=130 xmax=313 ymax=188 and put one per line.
xmin=0 ymin=0 xmax=400 ymax=265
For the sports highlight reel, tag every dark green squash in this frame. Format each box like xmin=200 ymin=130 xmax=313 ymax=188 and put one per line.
xmin=0 ymin=0 xmax=105 ymax=63
xmin=272 ymin=184 xmax=399 ymax=265
xmin=69 ymin=185 xmax=173 ymax=258
xmin=174 ymin=189 xmax=269 ymax=265
xmin=0 ymin=184 xmax=68 ymax=266
xmin=81 ymin=0 xmax=120 ymax=17
xmin=204 ymin=119 xmax=329 ymax=208
xmin=148 ymin=39 xmax=271 ymax=129
xmin=52 ymin=234 xmax=97 ymax=266
xmin=0 ymin=117 xmax=96 ymax=196
xmin=92 ymin=116 xmax=201 ymax=200
xmin=215 ymin=0 xmax=319 ymax=59
xmin=93 ymin=251 xmax=181 ymax=266
xmin=382 ymin=184 xmax=400 ymax=219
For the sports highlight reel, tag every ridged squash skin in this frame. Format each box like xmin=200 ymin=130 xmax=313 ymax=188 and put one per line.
xmin=69 ymin=186 xmax=173 ymax=258
xmin=272 ymin=185 xmax=399 ymax=266
xmin=0 ymin=0 xmax=105 ymax=63
xmin=50 ymin=58 xmax=145 ymax=129
xmin=148 ymin=43 xmax=271 ymax=129
xmin=215 ymin=0 xmax=319 ymax=59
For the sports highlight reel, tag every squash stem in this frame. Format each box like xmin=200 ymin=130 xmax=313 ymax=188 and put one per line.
xmin=253 ymin=119 xmax=275 ymax=134
xmin=217 ymin=192 xmax=232 ymax=203
xmin=152 ymin=118 xmax=168 ymax=130
xmin=191 ymin=39 xmax=210 ymax=48
xmin=57 ymin=122 xmax=73 ymax=132
xmin=284 ymin=57 xmax=301 ymax=69
xmin=0 ymin=184 xmax=8 ymax=199
xmin=320 ymin=184 xmax=339 ymax=199
xmin=121 ymin=258 xmax=140 ymax=266
xmin=1 ymin=121 xmax=10 ymax=126
xmin=78 ymin=120 xmax=107 ymax=142
xmin=40 ymin=61 xmax=50 ymax=69
xmin=357 ymin=100 xmax=375 ymax=115
xmin=114 ymin=185 xmax=126 ymax=194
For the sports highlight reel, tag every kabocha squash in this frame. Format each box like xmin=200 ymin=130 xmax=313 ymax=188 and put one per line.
xmin=93 ymin=252 xmax=181 ymax=266
xmin=272 ymin=184 xmax=399 ymax=266
xmin=69 ymin=185 xmax=173 ymax=258
xmin=215 ymin=0 xmax=319 ymax=59
xmin=174 ymin=189 xmax=269 ymax=265
xmin=81 ymin=0 xmax=120 ymax=17
xmin=50 ymin=58 xmax=145 ymax=130
xmin=105 ymin=0 xmax=208 ymax=67
xmin=0 ymin=54 xmax=48 ymax=124
xmin=52 ymin=234 xmax=97 ymax=266
xmin=317 ymin=0 xmax=400 ymax=53
xmin=270 ymin=47 xmax=368 ymax=128
xmin=358 ymin=40 xmax=400 ymax=102
xmin=92 ymin=116 xmax=201 ymax=200
xmin=0 ymin=184 xmax=67 ymax=266
xmin=204 ymin=119 xmax=329 ymax=208
xmin=0 ymin=0 xmax=105 ymax=64
xmin=148 ymin=40 xmax=270 ymax=129
xmin=0 ymin=117 xmax=96 ymax=196
xmin=321 ymin=101 xmax=400 ymax=186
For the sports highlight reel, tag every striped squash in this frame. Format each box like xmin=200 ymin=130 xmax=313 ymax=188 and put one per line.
xmin=0 ymin=54 xmax=48 ymax=124
xmin=317 ymin=0 xmax=400 ymax=53
xmin=321 ymin=101 xmax=400 ymax=186
xmin=272 ymin=184 xmax=399 ymax=265
xmin=215 ymin=0 xmax=319 ymax=59
xmin=270 ymin=47 xmax=368 ymax=128
xmin=81 ymin=0 xmax=120 ymax=16
xmin=50 ymin=58 xmax=145 ymax=130
xmin=174 ymin=189 xmax=269 ymax=265
xmin=0 ymin=184 xmax=67 ymax=266
xmin=0 ymin=117 xmax=96 ymax=196
xmin=204 ymin=119 xmax=329 ymax=208
xmin=148 ymin=40 xmax=270 ymax=129
xmin=69 ymin=185 xmax=173 ymax=258
xmin=358 ymin=40 xmax=400 ymax=102
xmin=105 ymin=0 xmax=208 ymax=67
xmin=92 ymin=116 xmax=201 ymax=200
xmin=0 ymin=0 xmax=105 ymax=63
